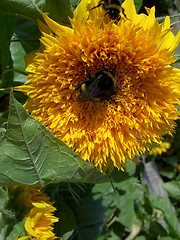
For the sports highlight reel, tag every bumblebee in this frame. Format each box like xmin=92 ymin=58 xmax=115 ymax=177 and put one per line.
xmin=91 ymin=0 xmax=127 ymax=23
xmin=76 ymin=66 xmax=116 ymax=101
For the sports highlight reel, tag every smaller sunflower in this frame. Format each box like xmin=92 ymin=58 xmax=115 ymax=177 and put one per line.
xmin=16 ymin=187 xmax=58 ymax=240
xmin=23 ymin=202 xmax=58 ymax=240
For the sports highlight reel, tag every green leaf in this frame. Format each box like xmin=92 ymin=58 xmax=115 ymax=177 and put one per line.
xmin=0 ymin=187 xmax=25 ymax=240
xmin=158 ymin=167 xmax=176 ymax=180
xmin=61 ymin=230 xmax=74 ymax=240
xmin=135 ymin=237 xmax=146 ymax=240
xmin=149 ymin=221 xmax=168 ymax=237
xmin=134 ymin=0 xmax=143 ymax=12
xmin=124 ymin=161 xmax=137 ymax=176
xmin=0 ymin=13 xmax=15 ymax=88
xmin=0 ymin=187 xmax=8 ymax=207
xmin=158 ymin=237 xmax=174 ymax=240
xmin=0 ymin=226 xmax=7 ymax=240
xmin=92 ymin=181 xmax=116 ymax=222
xmin=0 ymin=0 xmax=73 ymax=26
xmin=10 ymin=35 xmax=26 ymax=85
xmin=6 ymin=222 xmax=25 ymax=240
xmin=0 ymin=92 xmax=108 ymax=186
xmin=69 ymin=191 xmax=106 ymax=240
xmin=70 ymin=0 xmax=80 ymax=9
xmin=175 ymin=54 xmax=180 ymax=63
xmin=110 ymin=169 xmax=141 ymax=228
xmin=43 ymin=0 xmax=73 ymax=25
xmin=55 ymin=199 xmax=75 ymax=237
xmin=14 ymin=16 xmax=41 ymax=54
xmin=0 ymin=188 xmax=10 ymax=236
xmin=150 ymin=194 xmax=180 ymax=238
xmin=115 ymin=179 xmax=139 ymax=227
xmin=163 ymin=181 xmax=180 ymax=201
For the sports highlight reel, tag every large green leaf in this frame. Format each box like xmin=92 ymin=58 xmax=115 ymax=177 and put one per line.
xmin=0 ymin=93 xmax=108 ymax=186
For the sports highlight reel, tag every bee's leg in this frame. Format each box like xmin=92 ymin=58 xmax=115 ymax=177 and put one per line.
xmin=121 ymin=7 xmax=129 ymax=20
xmin=114 ymin=15 xmax=121 ymax=24
xmin=84 ymin=69 xmax=92 ymax=80
xmin=90 ymin=0 xmax=104 ymax=10
xmin=104 ymin=65 xmax=111 ymax=71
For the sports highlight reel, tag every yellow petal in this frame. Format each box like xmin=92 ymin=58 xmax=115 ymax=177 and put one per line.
xmin=122 ymin=0 xmax=137 ymax=20
xmin=42 ymin=13 xmax=73 ymax=37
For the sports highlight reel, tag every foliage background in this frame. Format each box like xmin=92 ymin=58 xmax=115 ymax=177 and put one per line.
xmin=0 ymin=0 xmax=180 ymax=239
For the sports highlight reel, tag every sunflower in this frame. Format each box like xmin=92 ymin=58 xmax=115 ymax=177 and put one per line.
xmin=18 ymin=0 xmax=180 ymax=172
xmin=22 ymin=202 xmax=58 ymax=240
xmin=16 ymin=187 xmax=58 ymax=240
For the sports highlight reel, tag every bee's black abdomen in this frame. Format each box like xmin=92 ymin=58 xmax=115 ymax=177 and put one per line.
xmin=77 ymin=66 xmax=116 ymax=102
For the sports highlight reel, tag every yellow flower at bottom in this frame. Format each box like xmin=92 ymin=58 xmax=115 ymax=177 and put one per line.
xmin=24 ymin=202 xmax=58 ymax=240
xmin=18 ymin=0 xmax=180 ymax=172
xmin=15 ymin=187 xmax=58 ymax=240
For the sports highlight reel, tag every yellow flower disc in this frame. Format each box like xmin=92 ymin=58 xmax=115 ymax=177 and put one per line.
xmin=19 ymin=0 xmax=180 ymax=172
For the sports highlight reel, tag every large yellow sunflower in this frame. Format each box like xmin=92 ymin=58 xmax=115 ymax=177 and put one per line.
xmin=18 ymin=0 xmax=180 ymax=172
